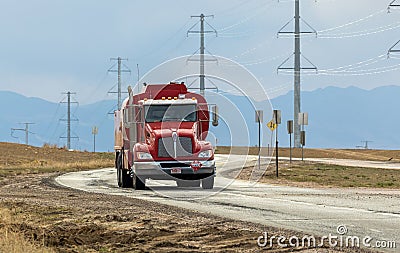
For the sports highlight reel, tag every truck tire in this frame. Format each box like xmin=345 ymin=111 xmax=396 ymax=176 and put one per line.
xmin=201 ymin=176 xmax=214 ymax=189
xmin=117 ymin=166 xmax=122 ymax=187
xmin=117 ymin=153 xmax=133 ymax=188
xmin=133 ymin=173 xmax=146 ymax=190
xmin=121 ymin=169 xmax=133 ymax=188
xmin=176 ymin=180 xmax=200 ymax=188
xmin=116 ymin=152 xmax=122 ymax=187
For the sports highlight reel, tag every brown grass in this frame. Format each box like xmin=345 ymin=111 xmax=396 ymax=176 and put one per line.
xmin=216 ymin=146 xmax=400 ymax=162
xmin=0 ymin=208 xmax=54 ymax=253
xmin=0 ymin=142 xmax=114 ymax=177
xmin=237 ymin=160 xmax=400 ymax=189
xmin=0 ymin=142 xmax=114 ymax=252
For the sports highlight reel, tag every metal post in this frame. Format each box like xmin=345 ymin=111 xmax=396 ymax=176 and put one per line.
xmin=24 ymin=123 xmax=29 ymax=145
xmin=289 ymin=133 xmax=292 ymax=163
xmin=137 ymin=63 xmax=140 ymax=93
xmin=294 ymin=0 xmax=301 ymax=148
xmin=91 ymin=126 xmax=99 ymax=152
xmin=255 ymin=110 xmax=263 ymax=172
xmin=270 ymin=132 xmax=274 ymax=157
xmin=258 ymin=120 xmax=261 ymax=172
xmin=276 ymin=124 xmax=279 ymax=178
xmin=200 ymin=14 xmax=205 ymax=96
xmin=117 ymin=57 xmax=122 ymax=110
xmin=274 ymin=110 xmax=279 ymax=177
xmin=287 ymin=120 xmax=293 ymax=164
xmin=302 ymin=125 xmax=304 ymax=161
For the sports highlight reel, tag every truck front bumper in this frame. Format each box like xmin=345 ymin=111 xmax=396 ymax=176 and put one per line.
xmin=133 ymin=160 xmax=215 ymax=180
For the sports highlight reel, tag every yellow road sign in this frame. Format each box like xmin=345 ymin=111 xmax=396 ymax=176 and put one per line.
xmin=267 ymin=120 xmax=277 ymax=131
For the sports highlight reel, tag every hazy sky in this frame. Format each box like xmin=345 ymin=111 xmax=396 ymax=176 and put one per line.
xmin=1 ymin=0 xmax=399 ymax=104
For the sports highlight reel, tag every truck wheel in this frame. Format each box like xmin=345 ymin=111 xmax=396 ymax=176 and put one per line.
xmin=202 ymin=176 xmax=214 ymax=189
xmin=121 ymin=170 xmax=133 ymax=188
xmin=133 ymin=173 xmax=145 ymax=190
xmin=176 ymin=180 xmax=200 ymax=187
xmin=117 ymin=166 xmax=122 ymax=187
xmin=116 ymin=153 xmax=122 ymax=187
xmin=117 ymin=153 xmax=133 ymax=188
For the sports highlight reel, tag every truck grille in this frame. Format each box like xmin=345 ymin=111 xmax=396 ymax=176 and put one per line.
xmin=158 ymin=137 xmax=193 ymax=158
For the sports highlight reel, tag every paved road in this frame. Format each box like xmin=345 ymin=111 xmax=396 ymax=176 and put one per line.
xmin=56 ymin=155 xmax=400 ymax=252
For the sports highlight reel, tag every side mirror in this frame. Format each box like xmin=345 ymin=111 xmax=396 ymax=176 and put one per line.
xmin=212 ymin=105 xmax=219 ymax=126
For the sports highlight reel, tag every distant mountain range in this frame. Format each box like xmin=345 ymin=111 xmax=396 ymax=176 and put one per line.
xmin=1 ymin=85 xmax=399 ymax=151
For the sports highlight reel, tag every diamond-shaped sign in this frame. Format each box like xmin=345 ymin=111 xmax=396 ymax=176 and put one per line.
xmin=267 ymin=120 xmax=277 ymax=131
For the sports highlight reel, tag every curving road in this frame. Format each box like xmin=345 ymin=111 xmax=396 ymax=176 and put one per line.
xmin=56 ymin=154 xmax=400 ymax=252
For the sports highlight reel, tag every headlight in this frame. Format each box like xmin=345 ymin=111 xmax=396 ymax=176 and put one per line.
xmin=136 ymin=152 xmax=152 ymax=160
xmin=198 ymin=149 xmax=212 ymax=158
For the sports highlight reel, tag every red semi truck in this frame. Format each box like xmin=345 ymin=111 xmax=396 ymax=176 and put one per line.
xmin=114 ymin=82 xmax=218 ymax=190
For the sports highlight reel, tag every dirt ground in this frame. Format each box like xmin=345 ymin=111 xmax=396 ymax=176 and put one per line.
xmin=0 ymin=173 xmax=375 ymax=253
xmin=0 ymin=143 xmax=381 ymax=252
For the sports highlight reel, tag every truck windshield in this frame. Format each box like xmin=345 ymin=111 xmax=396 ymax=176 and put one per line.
xmin=145 ymin=104 xmax=197 ymax=123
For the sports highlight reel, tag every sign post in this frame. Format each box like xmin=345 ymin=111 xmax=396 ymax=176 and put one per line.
xmin=255 ymin=110 xmax=263 ymax=172
xmin=298 ymin=112 xmax=308 ymax=161
xmin=267 ymin=120 xmax=277 ymax=157
xmin=273 ymin=110 xmax=281 ymax=177
xmin=300 ymin=130 xmax=306 ymax=161
xmin=287 ymin=120 xmax=293 ymax=163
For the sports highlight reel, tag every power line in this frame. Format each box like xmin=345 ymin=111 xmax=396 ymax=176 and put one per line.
xmin=277 ymin=0 xmax=317 ymax=148
xmin=108 ymin=57 xmax=131 ymax=111
xmin=187 ymin=14 xmax=218 ymax=96
xmin=11 ymin=122 xmax=35 ymax=145
xmin=60 ymin=92 xmax=78 ymax=150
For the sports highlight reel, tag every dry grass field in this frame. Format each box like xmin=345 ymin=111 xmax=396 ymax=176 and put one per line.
xmin=216 ymin=146 xmax=400 ymax=162
xmin=236 ymin=160 xmax=400 ymax=189
xmin=0 ymin=142 xmax=114 ymax=177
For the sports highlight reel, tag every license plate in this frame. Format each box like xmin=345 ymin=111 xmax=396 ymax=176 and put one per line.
xmin=171 ymin=168 xmax=181 ymax=174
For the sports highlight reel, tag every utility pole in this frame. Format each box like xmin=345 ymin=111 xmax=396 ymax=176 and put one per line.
xmin=92 ymin=126 xmax=98 ymax=152
xmin=108 ymin=57 xmax=131 ymax=110
xmin=187 ymin=14 xmax=217 ymax=96
xmin=136 ymin=63 xmax=140 ymax=93
xmin=60 ymin=92 xmax=78 ymax=150
xmin=277 ymin=0 xmax=317 ymax=147
xmin=11 ymin=122 xmax=34 ymax=145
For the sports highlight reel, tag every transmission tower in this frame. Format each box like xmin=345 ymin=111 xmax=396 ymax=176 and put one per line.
xmin=356 ymin=140 xmax=372 ymax=149
xmin=11 ymin=122 xmax=35 ymax=145
xmin=187 ymin=14 xmax=218 ymax=96
xmin=60 ymin=92 xmax=78 ymax=150
xmin=277 ymin=0 xmax=317 ymax=148
xmin=388 ymin=0 xmax=400 ymax=12
xmin=108 ymin=57 xmax=131 ymax=111
xmin=388 ymin=1 xmax=400 ymax=57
